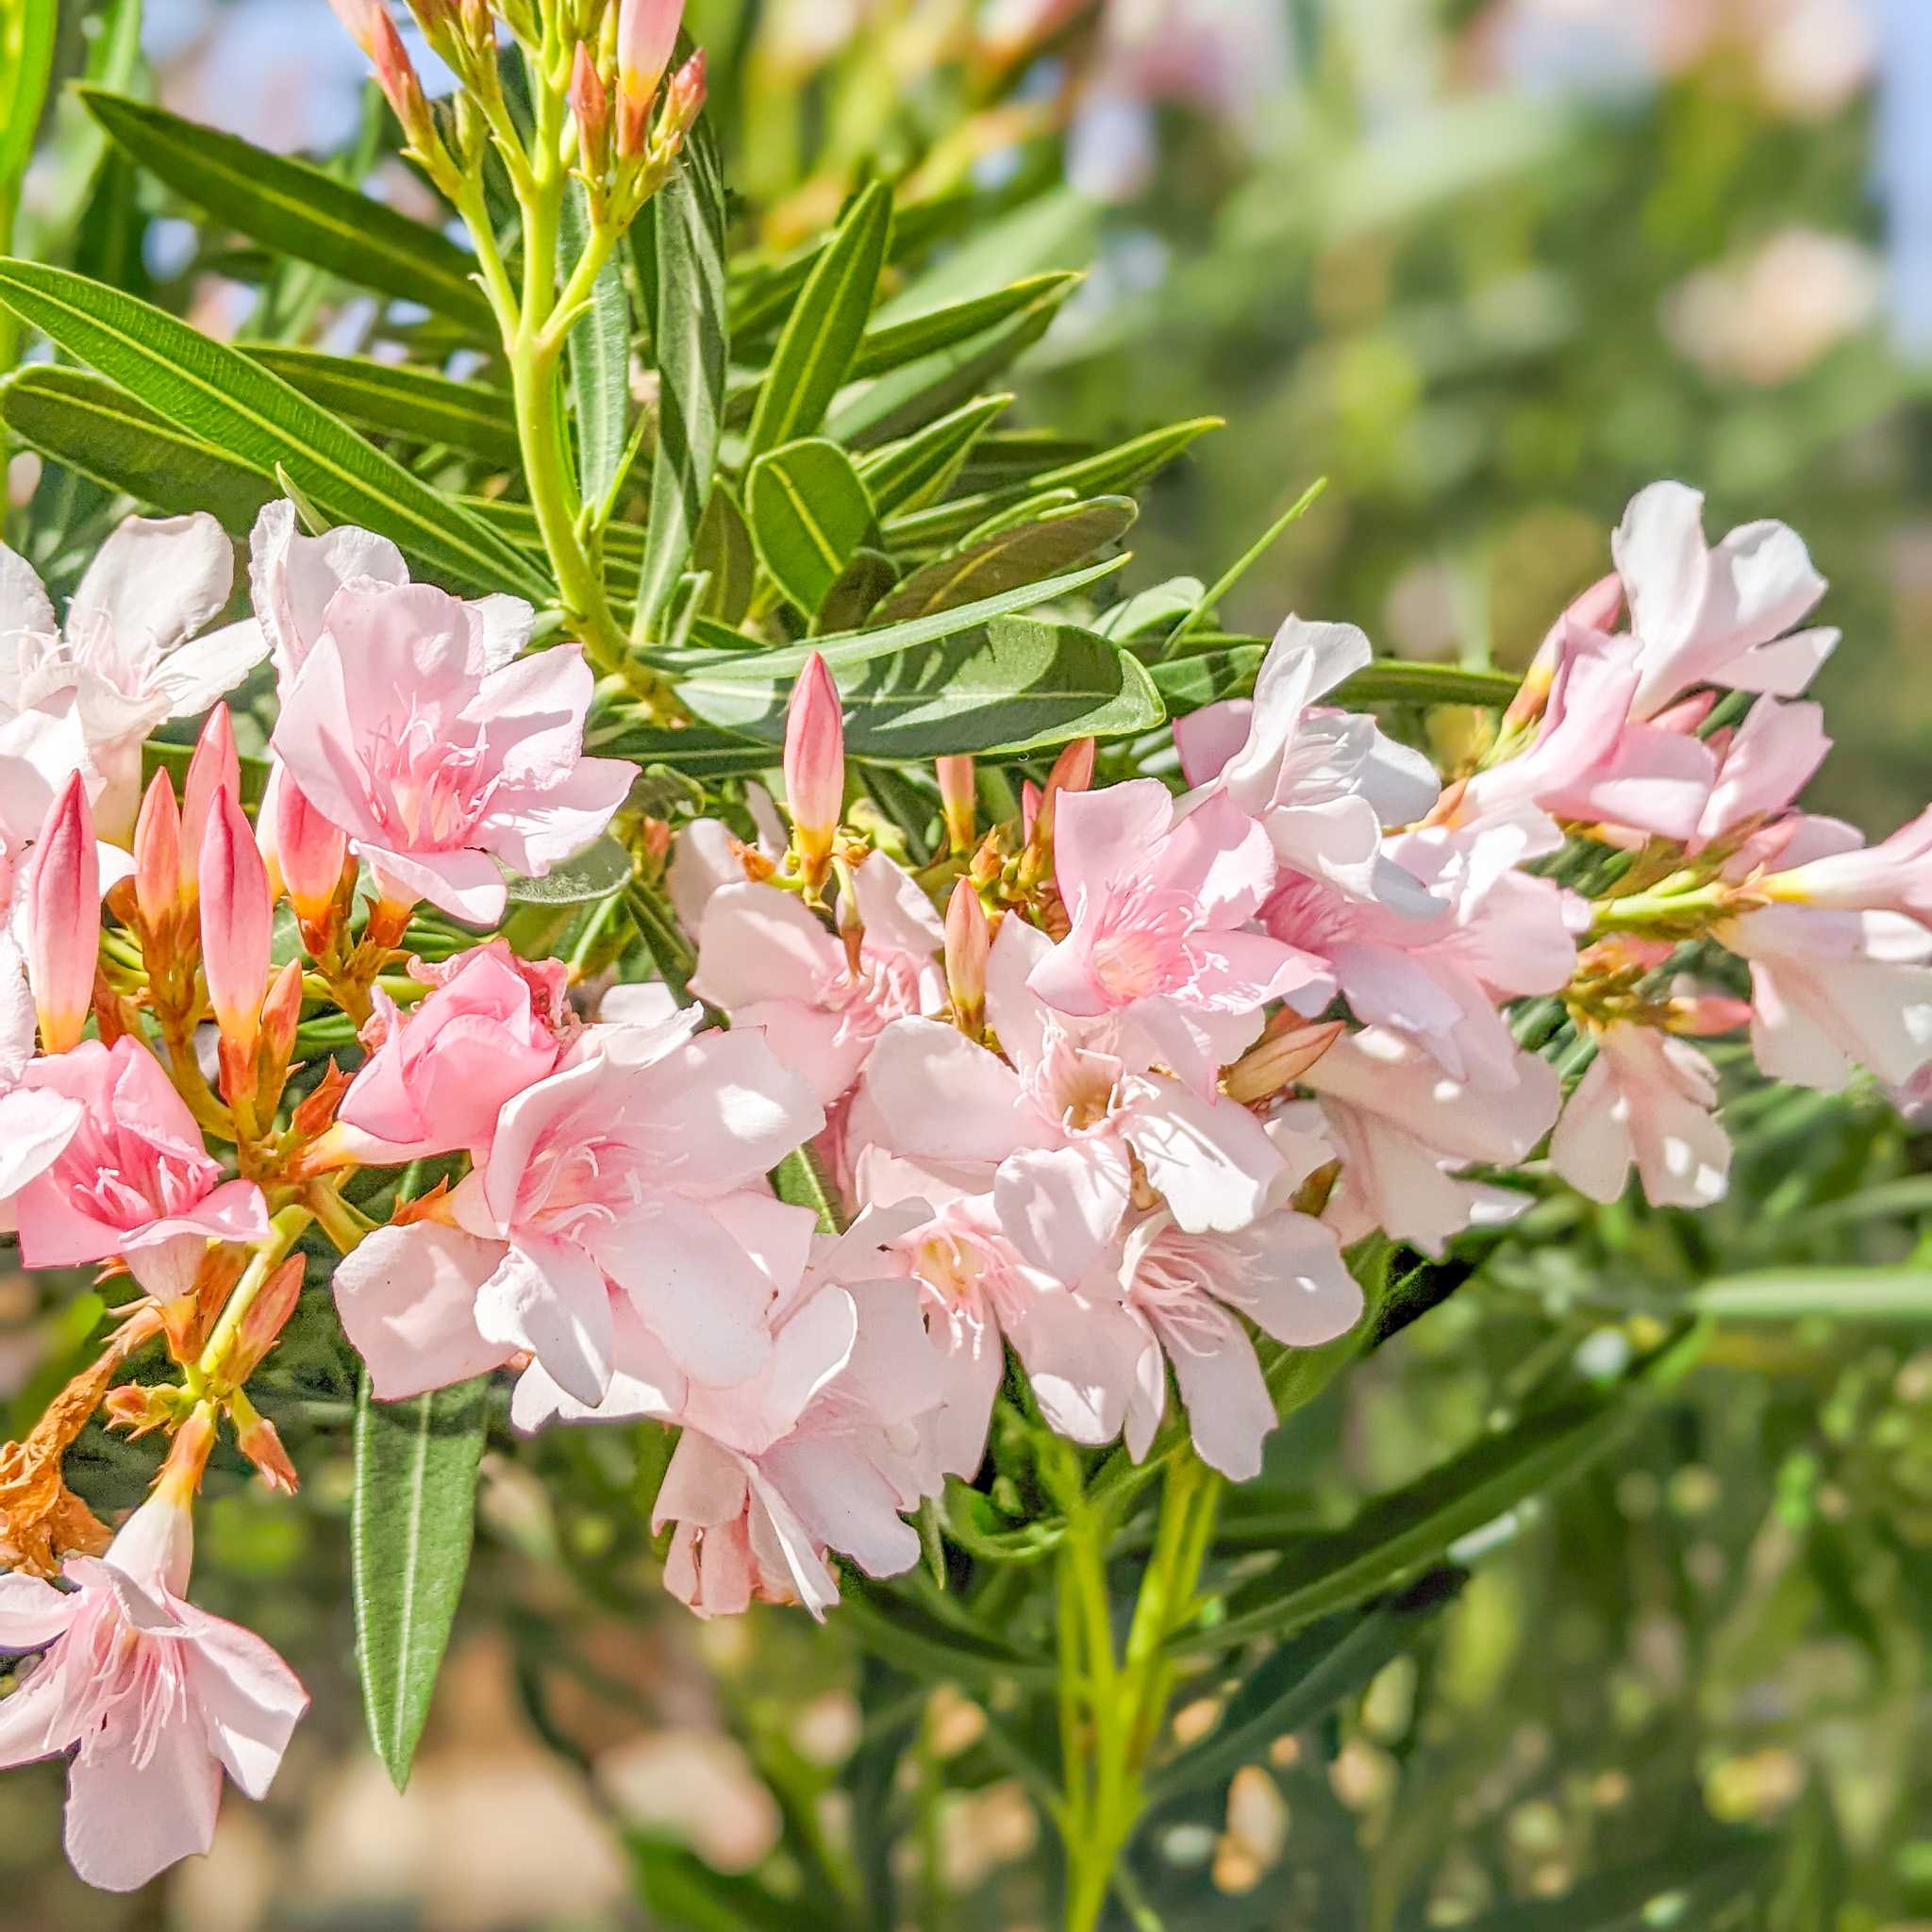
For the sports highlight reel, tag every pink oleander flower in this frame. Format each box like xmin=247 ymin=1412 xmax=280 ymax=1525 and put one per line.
xmin=1759 ymin=801 xmax=1932 ymax=926
xmin=858 ymin=1150 xmax=1149 ymax=1475
xmin=855 ymin=917 xmax=1292 ymax=1288
xmin=270 ymin=579 xmax=639 ymax=925
xmin=1263 ymin=824 xmax=1581 ymax=1089
xmin=1175 ymin=616 xmax=1441 ymax=908
xmin=5 ymin=1039 xmax=268 ymax=1301
xmin=1028 ymin=778 xmax=1324 ymax=1091
xmin=1548 ymin=1023 xmax=1732 ymax=1209
xmin=23 ymin=773 xmax=100 ymax=1056
xmin=1716 ymin=817 xmax=1932 ymax=1091
xmin=691 ymin=853 xmax=946 ymax=1109
xmin=1612 ymin=481 xmax=1838 ymax=719
xmin=1108 ymin=1207 xmax=1362 ymax=1481
xmin=0 ymin=516 xmax=269 ymax=839
xmin=333 ymin=1008 xmax=825 ymax=1417
xmin=1452 ymin=622 xmax=1717 ymax=850
xmin=1692 ymin=696 xmax=1830 ymax=851
xmin=654 ymin=1209 xmax=946 ymax=1619
xmin=1293 ymin=1025 xmax=1560 ymax=1257
xmin=332 ymin=942 xmax=578 ymax=1164
xmin=0 ymin=1480 xmax=308 ymax=1891
xmin=666 ymin=791 xmax=787 ymax=931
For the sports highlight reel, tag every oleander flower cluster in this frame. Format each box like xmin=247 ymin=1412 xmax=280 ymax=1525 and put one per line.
xmin=0 ymin=474 xmax=1924 ymax=1891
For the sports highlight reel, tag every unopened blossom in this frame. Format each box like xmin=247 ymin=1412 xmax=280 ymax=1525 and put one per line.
xmin=655 ymin=1209 xmax=945 ymax=1619
xmin=0 ymin=1468 xmax=307 ymax=1891
xmin=23 ymin=773 xmax=100 ymax=1056
xmin=1028 ymin=778 xmax=1324 ymax=1091
xmin=0 ymin=516 xmax=269 ymax=838
xmin=1612 ymin=480 xmax=1837 ymax=718
xmin=1263 ymin=824 xmax=1580 ymax=1088
xmin=1295 ymin=1025 xmax=1561 ymax=1256
xmin=335 ymin=1009 xmax=824 ymax=1415
xmin=1110 ymin=1208 xmax=1362 ymax=1481
xmin=270 ymin=579 xmax=639 ymax=925
xmin=1176 ymin=616 xmax=1441 ymax=908
xmin=1550 ymin=1024 xmax=1732 ymax=1208
xmin=690 ymin=854 xmax=946 ymax=1109
xmin=332 ymin=943 xmax=577 ymax=1164
xmin=857 ymin=918 xmax=1292 ymax=1288
xmin=5 ymin=1039 xmax=268 ymax=1301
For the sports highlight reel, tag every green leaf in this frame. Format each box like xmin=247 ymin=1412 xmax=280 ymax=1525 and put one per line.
xmin=1333 ymin=661 xmax=1523 ymax=708
xmin=142 ymin=737 xmax=269 ymax=807
xmin=848 ymin=272 xmax=1082 ymax=383
xmin=1162 ymin=479 xmax=1327 ymax=656
xmin=814 ymin=548 xmax=898 ymax=635
xmin=858 ymin=392 xmax=1012 ymax=519
xmin=1150 ymin=646 xmax=1265 ymax=712
xmin=0 ymin=0 xmax=57 ymax=189
xmin=745 ymin=179 xmax=893 ymax=462
xmin=628 ymin=1837 xmax=841 ymax=1932
xmin=745 ymin=437 xmax=876 ymax=615
xmin=80 ymin=89 xmax=494 ymax=329
xmin=1693 ymin=1268 xmax=1932 ymax=1323
xmin=691 ymin=483 xmax=756 ymax=623
xmin=1182 ymin=1337 xmax=1702 ymax=1655
xmin=0 ymin=365 xmax=275 ymax=532
xmin=841 ymin=1579 xmax=1054 ymax=1689
xmin=683 ymin=613 xmax=1163 ymax=761
xmin=887 ymin=417 xmax=1222 ymax=548
xmin=873 ymin=496 xmax=1137 ymax=625
xmin=352 ymin=1372 xmax=491 ymax=1791
xmin=1152 ymin=1570 xmax=1467 ymax=1799
xmin=1457 ymin=1840 xmax=1772 ymax=1930
xmin=634 ymin=113 xmax=729 ymax=631
xmin=771 ymin=1145 xmax=845 ymax=1234
xmin=242 ymin=345 xmax=521 ymax=469
xmin=0 ymin=258 xmax=550 ymax=600
xmin=502 ymin=836 xmax=634 ymax=907
xmin=583 ymin=717 xmax=774 ymax=779
xmin=561 ymin=182 xmax=630 ymax=512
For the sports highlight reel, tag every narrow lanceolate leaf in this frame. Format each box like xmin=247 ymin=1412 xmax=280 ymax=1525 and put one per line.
xmin=846 ymin=273 xmax=1082 ymax=383
xmin=1180 ymin=1334 xmax=1704 ymax=1656
xmin=634 ymin=113 xmax=728 ymax=631
xmin=1693 ymin=1267 xmax=1932 ymax=1323
xmin=243 ymin=346 xmax=521 ymax=469
xmin=352 ymin=1372 xmax=491 ymax=1791
xmin=502 ymin=836 xmax=634 ymax=907
xmin=1150 ymin=645 xmax=1266 ymax=713
xmin=1152 ymin=1571 xmax=1467 ymax=1799
xmin=873 ymin=496 xmax=1137 ymax=625
xmin=815 ymin=548 xmax=899 ymax=635
xmin=681 ymin=613 xmax=1164 ymax=761
xmin=1457 ymin=1840 xmax=1774 ymax=1931
xmin=0 ymin=259 xmax=550 ymax=600
xmin=1332 ymin=660 xmax=1523 ymax=708
xmin=0 ymin=0 xmax=57 ymax=189
xmin=771 ymin=1145 xmax=846 ymax=1234
xmin=745 ymin=438 xmax=876 ymax=616
xmin=560 ymin=182 xmax=630 ymax=513
xmin=858 ymin=392 xmax=1013 ymax=519
xmin=580 ymin=718 xmax=774 ymax=779
xmin=80 ymin=89 xmax=494 ymax=330
xmin=0 ymin=365 xmax=276 ymax=533
xmin=745 ymin=179 xmax=894 ymax=462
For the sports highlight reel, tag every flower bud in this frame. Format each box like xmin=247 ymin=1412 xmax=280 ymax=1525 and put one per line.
xmin=181 ymin=704 xmax=240 ymax=903
xmin=258 ymin=958 xmax=306 ymax=1104
xmin=105 ymin=1383 xmax=180 ymax=1440
xmin=237 ymin=1411 xmax=299 ymax=1495
xmin=200 ymin=787 xmax=272 ymax=1064
xmin=267 ymin=762 xmax=350 ymax=928
xmin=937 ymin=756 xmax=976 ymax=856
xmin=134 ymin=769 xmax=184 ymax=937
xmin=784 ymin=652 xmax=844 ymax=890
xmin=658 ymin=46 xmax=707 ymax=149
xmin=572 ymin=42 xmax=611 ymax=173
xmin=945 ymin=881 xmax=989 ymax=1034
xmin=1224 ymin=1017 xmax=1347 ymax=1105
xmin=325 ymin=0 xmax=385 ymax=55
xmin=25 ymin=774 xmax=99 ymax=1056
xmin=616 ymin=0 xmax=684 ymax=155
xmin=225 ymin=1257 xmax=307 ymax=1387
xmin=1020 ymin=780 xmax=1042 ymax=842
xmin=371 ymin=5 xmax=434 ymax=147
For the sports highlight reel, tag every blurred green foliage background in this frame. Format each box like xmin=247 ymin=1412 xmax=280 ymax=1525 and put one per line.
xmin=5 ymin=1 xmax=1931 ymax=1926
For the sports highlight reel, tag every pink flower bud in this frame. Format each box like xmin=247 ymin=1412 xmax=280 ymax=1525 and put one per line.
xmin=236 ymin=1411 xmax=299 ymax=1495
xmin=268 ymin=763 xmax=349 ymax=925
xmin=226 ymin=1257 xmax=307 ymax=1385
xmin=784 ymin=652 xmax=844 ymax=885
xmin=617 ymin=0 xmax=684 ymax=154
xmin=937 ymin=756 xmax=976 ymax=856
xmin=945 ymin=880 xmax=989 ymax=1031
xmin=181 ymin=705 xmax=240 ymax=903
xmin=134 ymin=770 xmax=184 ymax=937
xmin=259 ymin=958 xmax=305 ymax=1078
xmin=25 ymin=774 xmax=99 ymax=1056
xmin=659 ymin=46 xmax=707 ymax=146
xmin=1224 ymin=1017 xmax=1347 ymax=1105
xmin=325 ymin=0 xmax=385 ymax=56
xmin=200 ymin=788 xmax=272 ymax=1058
xmin=1021 ymin=779 xmax=1043 ymax=841
xmin=371 ymin=6 xmax=432 ymax=144
xmin=1044 ymin=736 xmax=1095 ymax=803
xmin=571 ymin=42 xmax=611 ymax=172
